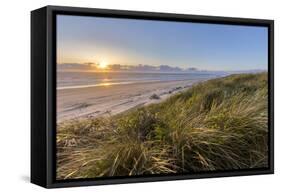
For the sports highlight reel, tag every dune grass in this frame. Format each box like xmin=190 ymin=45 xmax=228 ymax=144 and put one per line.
xmin=56 ymin=73 xmax=268 ymax=180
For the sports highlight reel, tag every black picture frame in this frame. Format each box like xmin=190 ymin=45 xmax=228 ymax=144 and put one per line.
xmin=31 ymin=5 xmax=274 ymax=188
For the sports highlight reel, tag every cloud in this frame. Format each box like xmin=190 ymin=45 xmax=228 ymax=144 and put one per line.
xmin=57 ymin=62 xmax=199 ymax=72
xmin=58 ymin=63 xmax=98 ymax=71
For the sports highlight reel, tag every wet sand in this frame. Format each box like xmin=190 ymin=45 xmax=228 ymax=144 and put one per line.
xmin=57 ymin=79 xmax=207 ymax=122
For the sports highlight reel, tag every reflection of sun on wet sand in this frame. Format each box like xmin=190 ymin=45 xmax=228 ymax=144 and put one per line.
xmin=57 ymin=79 xmax=208 ymax=122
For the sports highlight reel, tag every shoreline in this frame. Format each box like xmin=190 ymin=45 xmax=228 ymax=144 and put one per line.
xmin=57 ymin=79 xmax=193 ymax=90
xmin=57 ymin=78 xmax=213 ymax=123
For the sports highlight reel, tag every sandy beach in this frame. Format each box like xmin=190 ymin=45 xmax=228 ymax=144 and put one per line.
xmin=57 ymin=79 xmax=209 ymax=122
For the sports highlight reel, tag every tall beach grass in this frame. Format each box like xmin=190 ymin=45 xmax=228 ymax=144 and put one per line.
xmin=57 ymin=73 xmax=268 ymax=179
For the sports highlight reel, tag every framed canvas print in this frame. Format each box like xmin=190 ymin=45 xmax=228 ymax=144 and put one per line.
xmin=31 ymin=5 xmax=274 ymax=188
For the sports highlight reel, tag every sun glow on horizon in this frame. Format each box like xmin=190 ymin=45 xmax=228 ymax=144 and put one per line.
xmin=98 ymin=61 xmax=109 ymax=69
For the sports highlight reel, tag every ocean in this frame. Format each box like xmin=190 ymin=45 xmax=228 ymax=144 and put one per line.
xmin=57 ymin=71 xmax=225 ymax=90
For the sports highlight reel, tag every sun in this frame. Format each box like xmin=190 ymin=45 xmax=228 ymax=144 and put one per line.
xmin=98 ymin=61 xmax=108 ymax=69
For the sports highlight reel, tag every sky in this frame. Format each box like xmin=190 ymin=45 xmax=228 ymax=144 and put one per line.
xmin=57 ymin=15 xmax=268 ymax=71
